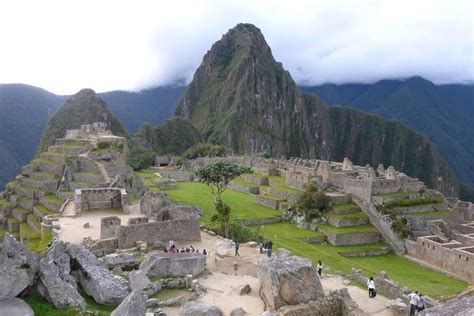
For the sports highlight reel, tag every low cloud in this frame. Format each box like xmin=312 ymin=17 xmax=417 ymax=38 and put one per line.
xmin=0 ymin=0 xmax=471 ymax=94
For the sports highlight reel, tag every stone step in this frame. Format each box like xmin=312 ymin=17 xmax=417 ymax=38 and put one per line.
xmin=229 ymin=180 xmax=260 ymax=195
xmin=12 ymin=207 xmax=31 ymax=222
xmin=40 ymin=152 xmax=68 ymax=164
xmin=326 ymin=212 xmax=369 ymax=228
xmin=0 ymin=199 xmax=12 ymax=214
xmin=14 ymin=185 xmax=37 ymax=200
xmin=331 ymin=203 xmax=361 ymax=215
xmin=73 ymin=172 xmax=104 ymax=184
xmin=242 ymin=174 xmax=269 ymax=186
xmin=33 ymin=204 xmax=54 ymax=220
xmin=19 ymin=177 xmax=45 ymax=190
xmin=57 ymin=191 xmax=75 ymax=200
xmin=39 ymin=195 xmax=64 ymax=213
xmin=389 ymin=203 xmax=449 ymax=215
xmin=48 ymin=145 xmax=86 ymax=156
xmin=19 ymin=223 xmax=41 ymax=242
xmin=17 ymin=197 xmax=35 ymax=211
xmin=27 ymin=213 xmax=41 ymax=232
xmin=5 ymin=216 xmax=20 ymax=233
xmin=317 ymin=223 xmax=381 ymax=246
xmin=68 ymin=181 xmax=95 ymax=191
xmin=261 ymin=186 xmax=300 ymax=202
xmin=55 ymin=138 xmax=92 ymax=147
xmin=256 ymin=194 xmax=286 ymax=209
xmin=28 ymin=171 xmax=57 ymax=182
xmin=31 ymin=159 xmax=64 ymax=177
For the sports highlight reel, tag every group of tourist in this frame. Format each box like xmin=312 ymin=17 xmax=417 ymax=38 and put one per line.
xmin=163 ymin=242 xmax=207 ymax=256
xmin=366 ymin=278 xmax=426 ymax=314
xmin=256 ymin=240 xmax=273 ymax=257
xmin=408 ymin=291 xmax=426 ymax=315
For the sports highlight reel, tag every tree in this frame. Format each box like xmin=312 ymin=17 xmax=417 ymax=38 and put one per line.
xmin=296 ymin=183 xmax=329 ymax=221
xmin=196 ymin=161 xmax=251 ymax=237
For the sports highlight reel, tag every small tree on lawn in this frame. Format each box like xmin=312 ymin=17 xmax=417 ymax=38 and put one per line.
xmin=196 ymin=161 xmax=251 ymax=237
xmin=296 ymin=183 xmax=329 ymax=221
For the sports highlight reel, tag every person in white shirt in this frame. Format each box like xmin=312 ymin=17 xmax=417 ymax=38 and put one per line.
xmin=367 ymin=276 xmax=376 ymax=298
xmin=417 ymin=293 xmax=426 ymax=312
xmin=408 ymin=291 xmax=420 ymax=315
xmin=316 ymin=260 xmax=323 ymax=277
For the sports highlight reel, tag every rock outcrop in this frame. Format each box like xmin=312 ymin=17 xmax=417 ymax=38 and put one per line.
xmin=111 ymin=290 xmax=146 ymax=316
xmin=140 ymin=252 xmax=206 ymax=277
xmin=180 ymin=301 xmax=223 ymax=316
xmin=66 ymin=243 xmax=128 ymax=305
xmin=0 ymin=297 xmax=34 ymax=316
xmin=0 ymin=234 xmax=39 ymax=298
xmin=421 ymin=295 xmax=474 ymax=316
xmin=37 ymin=240 xmax=86 ymax=309
xmin=100 ymin=252 xmax=139 ymax=271
xmin=257 ymin=252 xmax=324 ymax=310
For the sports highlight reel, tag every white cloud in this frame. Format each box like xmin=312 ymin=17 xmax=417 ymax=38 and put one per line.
xmin=0 ymin=0 xmax=472 ymax=94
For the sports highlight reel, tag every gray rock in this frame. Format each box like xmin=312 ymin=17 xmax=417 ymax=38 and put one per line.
xmin=37 ymin=240 xmax=86 ymax=309
xmin=111 ymin=290 xmax=146 ymax=316
xmin=153 ymin=240 xmax=165 ymax=250
xmin=0 ymin=297 xmax=34 ymax=316
xmin=0 ymin=234 xmax=39 ymax=298
xmin=230 ymin=307 xmax=246 ymax=316
xmin=140 ymin=252 xmax=206 ymax=278
xmin=260 ymin=312 xmax=275 ymax=316
xmin=129 ymin=270 xmax=153 ymax=294
xmin=235 ymin=284 xmax=251 ymax=295
xmin=180 ymin=301 xmax=223 ymax=316
xmin=67 ymin=243 xmax=129 ymax=305
xmin=185 ymin=275 xmax=193 ymax=288
xmin=161 ymin=295 xmax=186 ymax=307
xmin=146 ymin=298 xmax=161 ymax=308
xmin=257 ymin=254 xmax=324 ymax=310
xmin=100 ymin=252 xmax=139 ymax=271
xmin=191 ymin=280 xmax=207 ymax=295
xmin=167 ymin=278 xmax=185 ymax=289
xmin=421 ymin=296 xmax=474 ymax=316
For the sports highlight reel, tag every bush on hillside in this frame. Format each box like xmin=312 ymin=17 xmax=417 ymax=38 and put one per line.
xmin=129 ymin=150 xmax=155 ymax=171
xmin=182 ymin=143 xmax=227 ymax=159
xmin=391 ymin=217 xmax=411 ymax=239
xmin=296 ymin=183 xmax=330 ymax=221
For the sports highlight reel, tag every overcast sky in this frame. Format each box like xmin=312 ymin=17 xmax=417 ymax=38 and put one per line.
xmin=0 ymin=0 xmax=472 ymax=94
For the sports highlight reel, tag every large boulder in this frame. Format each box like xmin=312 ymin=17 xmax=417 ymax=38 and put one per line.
xmin=180 ymin=301 xmax=223 ymax=316
xmin=37 ymin=240 xmax=86 ymax=309
xmin=421 ymin=296 xmax=474 ymax=316
xmin=140 ymin=252 xmax=206 ymax=278
xmin=111 ymin=290 xmax=146 ymax=316
xmin=0 ymin=297 xmax=34 ymax=316
xmin=0 ymin=234 xmax=39 ymax=297
xmin=257 ymin=253 xmax=324 ymax=310
xmin=66 ymin=243 xmax=128 ymax=305
xmin=100 ymin=252 xmax=139 ymax=271
xmin=129 ymin=270 xmax=160 ymax=297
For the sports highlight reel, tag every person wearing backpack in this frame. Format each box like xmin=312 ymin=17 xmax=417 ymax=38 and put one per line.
xmin=367 ymin=276 xmax=376 ymax=298
xmin=417 ymin=293 xmax=426 ymax=312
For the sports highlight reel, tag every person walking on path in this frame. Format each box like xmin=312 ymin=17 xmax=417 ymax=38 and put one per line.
xmin=258 ymin=241 xmax=263 ymax=254
xmin=235 ymin=242 xmax=240 ymax=256
xmin=316 ymin=260 xmax=323 ymax=277
xmin=367 ymin=277 xmax=376 ymax=298
xmin=266 ymin=240 xmax=273 ymax=258
xmin=417 ymin=293 xmax=426 ymax=313
xmin=408 ymin=291 xmax=420 ymax=315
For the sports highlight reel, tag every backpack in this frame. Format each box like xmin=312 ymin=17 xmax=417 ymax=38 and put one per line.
xmin=373 ymin=290 xmax=377 ymax=298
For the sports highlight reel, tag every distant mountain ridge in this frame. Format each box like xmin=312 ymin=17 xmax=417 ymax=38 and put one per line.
xmin=301 ymin=78 xmax=474 ymax=189
xmin=174 ymin=23 xmax=459 ymax=196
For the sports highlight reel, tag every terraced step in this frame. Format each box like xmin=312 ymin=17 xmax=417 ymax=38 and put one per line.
xmin=318 ymin=223 xmax=381 ymax=246
xmin=40 ymin=152 xmax=68 ymax=164
xmin=242 ymin=174 xmax=269 ymax=186
xmin=73 ymin=172 xmax=103 ymax=184
xmin=229 ymin=179 xmax=260 ymax=194
xmin=12 ymin=207 xmax=31 ymax=222
xmin=33 ymin=204 xmax=55 ymax=220
xmin=17 ymin=196 xmax=35 ymax=211
xmin=326 ymin=211 xmax=369 ymax=228
xmin=20 ymin=223 xmax=41 ymax=242
xmin=331 ymin=203 xmax=361 ymax=215
xmin=19 ymin=176 xmax=57 ymax=193
xmin=0 ymin=199 xmax=11 ymax=213
xmin=28 ymin=171 xmax=57 ymax=182
xmin=256 ymin=194 xmax=286 ymax=209
xmin=48 ymin=144 xmax=86 ymax=155
xmin=55 ymin=138 xmax=92 ymax=147
xmin=19 ymin=177 xmax=44 ymax=190
xmin=27 ymin=213 xmax=41 ymax=232
xmin=14 ymin=185 xmax=37 ymax=200
xmin=5 ymin=216 xmax=20 ymax=233
xmin=57 ymin=191 xmax=75 ymax=200
xmin=31 ymin=159 xmax=64 ymax=177
xmin=39 ymin=195 xmax=64 ymax=213
xmin=68 ymin=181 xmax=95 ymax=190
xmin=261 ymin=185 xmax=301 ymax=202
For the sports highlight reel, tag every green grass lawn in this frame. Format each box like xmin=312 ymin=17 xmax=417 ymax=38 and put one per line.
xmin=163 ymin=182 xmax=280 ymax=223
xmin=136 ymin=169 xmax=161 ymax=192
xmin=261 ymin=222 xmax=467 ymax=300
xmin=406 ymin=210 xmax=456 ymax=217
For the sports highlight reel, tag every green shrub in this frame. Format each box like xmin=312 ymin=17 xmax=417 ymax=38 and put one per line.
xmin=97 ymin=141 xmax=111 ymax=149
xmin=385 ymin=198 xmax=443 ymax=209
xmin=129 ymin=150 xmax=155 ymax=171
xmin=183 ymin=143 xmax=227 ymax=159
xmin=296 ymin=184 xmax=329 ymax=221
xmin=207 ymin=218 xmax=262 ymax=243
xmin=391 ymin=217 xmax=411 ymax=239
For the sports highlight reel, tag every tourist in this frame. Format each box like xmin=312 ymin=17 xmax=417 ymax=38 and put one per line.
xmin=196 ymin=249 xmax=200 ymax=253
xmin=367 ymin=277 xmax=376 ymax=298
xmin=169 ymin=240 xmax=174 ymax=249
xmin=316 ymin=260 xmax=323 ymax=277
xmin=163 ymin=246 xmax=168 ymax=253
xmin=203 ymin=249 xmax=207 ymax=255
xmin=408 ymin=291 xmax=419 ymax=315
xmin=233 ymin=261 xmax=239 ymax=276
xmin=181 ymin=248 xmax=185 ymax=253
xmin=266 ymin=240 xmax=273 ymax=258
xmin=258 ymin=241 xmax=263 ymax=254
xmin=186 ymin=247 xmax=190 ymax=252
xmin=235 ymin=241 xmax=240 ymax=256
xmin=417 ymin=293 xmax=426 ymax=313
xmin=190 ymin=245 xmax=195 ymax=252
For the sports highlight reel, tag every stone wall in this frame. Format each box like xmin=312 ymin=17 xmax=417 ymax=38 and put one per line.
xmin=256 ymin=195 xmax=283 ymax=209
xmin=326 ymin=216 xmax=369 ymax=228
xmin=406 ymin=211 xmax=464 ymax=238
xmin=242 ymin=174 xmax=269 ymax=186
xmin=228 ymin=182 xmax=260 ymax=195
xmin=323 ymin=230 xmax=380 ymax=246
xmin=100 ymin=216 xmax=121 ymax=239
xmin=88 ymin=238 xmax=119 ymax=257
xmin=116 ymin=217 xmax=201 ymax=249
xmin=240 ymin=217 xmax=281 ymax=226
xmin=75 ymin=188 xmax=129 ymax=214
xmin=159 ymin=170 xmax=194 ymax=182
xmin=140 ymin=252 xmax=206 ymax=277
xmin=405 ymin=237 xmax=474 ymax=283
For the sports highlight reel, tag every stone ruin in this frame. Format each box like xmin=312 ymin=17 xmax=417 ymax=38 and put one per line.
xmin=74 ymin=187 xmax=129 ymax=215
xmin=65 ymin=122 xmax=110 ymax=139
